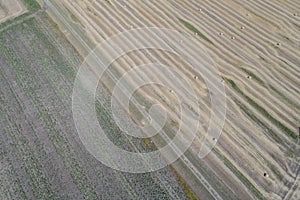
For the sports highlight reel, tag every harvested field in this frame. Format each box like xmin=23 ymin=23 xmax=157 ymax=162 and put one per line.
xmin=0 ymin=0 xmax=26 ymax=23
xmin=44 ymin=0 xmax=300 ymax=199
xmin=0 ymin=7 xmax=191 ymax=200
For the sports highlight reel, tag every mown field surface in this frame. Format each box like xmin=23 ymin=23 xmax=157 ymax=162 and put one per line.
xmin=44 ymin=0 xmax=300 ymax=199
xmin=0 ymin=5 xmax=190 ymax=199
xmin=1 ymin=0 xmax=300 ymax=199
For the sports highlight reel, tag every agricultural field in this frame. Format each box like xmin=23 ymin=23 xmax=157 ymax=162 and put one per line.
xmin=0 ymin=1 xmax=192 ymax=199
xmin=44 ymin=0 xmax=300 ymax=199
xmin=0 ymin=0 xmax=26 ymax=23
xmin=0 ymin=0 xmax=299 ymax=200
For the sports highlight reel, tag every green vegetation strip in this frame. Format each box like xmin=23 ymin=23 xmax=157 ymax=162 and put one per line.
xmin=213 ymin=149 xmax=264 ymax=200
xmin=269 ymin=85 xmax=300 ymax=110
xmin=178 ymin=18 xmax=214 ymax=45
xmin=241 ymin=68 xmax=264 ymax=85
xmin=241 ymin=67 xmax=299 ymax=114
xmin=224 ymin=78 xmax=297 ymax=140
xmin=221 ymin=78 xmax=292 ymax=153
xmin=0 ymin=12 xmax=33 ymax=30
xmin=0 ymin=0 xmax=41 ymax=30
xmin=22 ymin=0 xmax=41 ymax=12
xmin=259 ymin=55 xmax=267 ymax=62
xmin=236 ymin=100 xmax=285 ymax=146
xmin=170 ymin=166 xmax=199 ymax=200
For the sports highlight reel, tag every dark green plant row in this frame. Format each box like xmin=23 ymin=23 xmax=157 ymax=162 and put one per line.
xmin=240 ymin=68 xmax=265 ymax=85
xmin=213 ymin=149 xmax=264 ymax=200
xmin=240 ymin=67 xmax=299 ymax=112
xmin=178 ymin=18 xmax=214 ymax=45
xmin=269 ymin=85 xmax=300 ymax=110
xmin=236 ymin=100 xmax=287 ymax=147
xmin=22 ymin=0 xmax=41 ymax=12
xmin=169 ymin=166 xmax=199 ymax=200
xmin=224 ymin=78 xmax=297 ymax=140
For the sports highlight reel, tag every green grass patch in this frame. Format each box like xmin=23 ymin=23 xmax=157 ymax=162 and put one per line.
xmin=178 ymin=18 xmax=214 ymax=45
xmin=259 ymin=55 xmax=266 ymax=62
xmin=22 ymin=0 xmax=41 ymax=12
xmin=0 ymin=0 xmax=41 ymax=31
xmin=104 ymin=0 xmax=112 ymax=5
xmin=237 ymin=100 xmax=286 ymax=146
xmin=224 ymin=78 xmax=297 ymax=140
xmin=243 ymin=94 xmax=297 ymax=140
xmin=269 ymin=85 xmax=300 ymax=110
xmin=213 ymin=149 xmax=264 ymax=200
xmin=269 ymin=163 xmax=283 ymax=180
xmin=223 ymin=77 xmax=242 ymax=93
xmin=0 ymin=12 xmax=31 ymax=30
xmin=278 ymin=58 xmax=290 ymax=66
xmin=257 ymin=152 xmax=284 ymax=180
xmin=241 ymin=68 xmax=265 ymax=85
xmin=170 ymin=166 xmax=199 ymax=200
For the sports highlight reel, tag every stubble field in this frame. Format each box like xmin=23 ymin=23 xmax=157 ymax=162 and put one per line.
xmin=1 ymin=0 xmax=300 ymax=199
xmin=44 ymin=0 xmax=300 ymax=199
